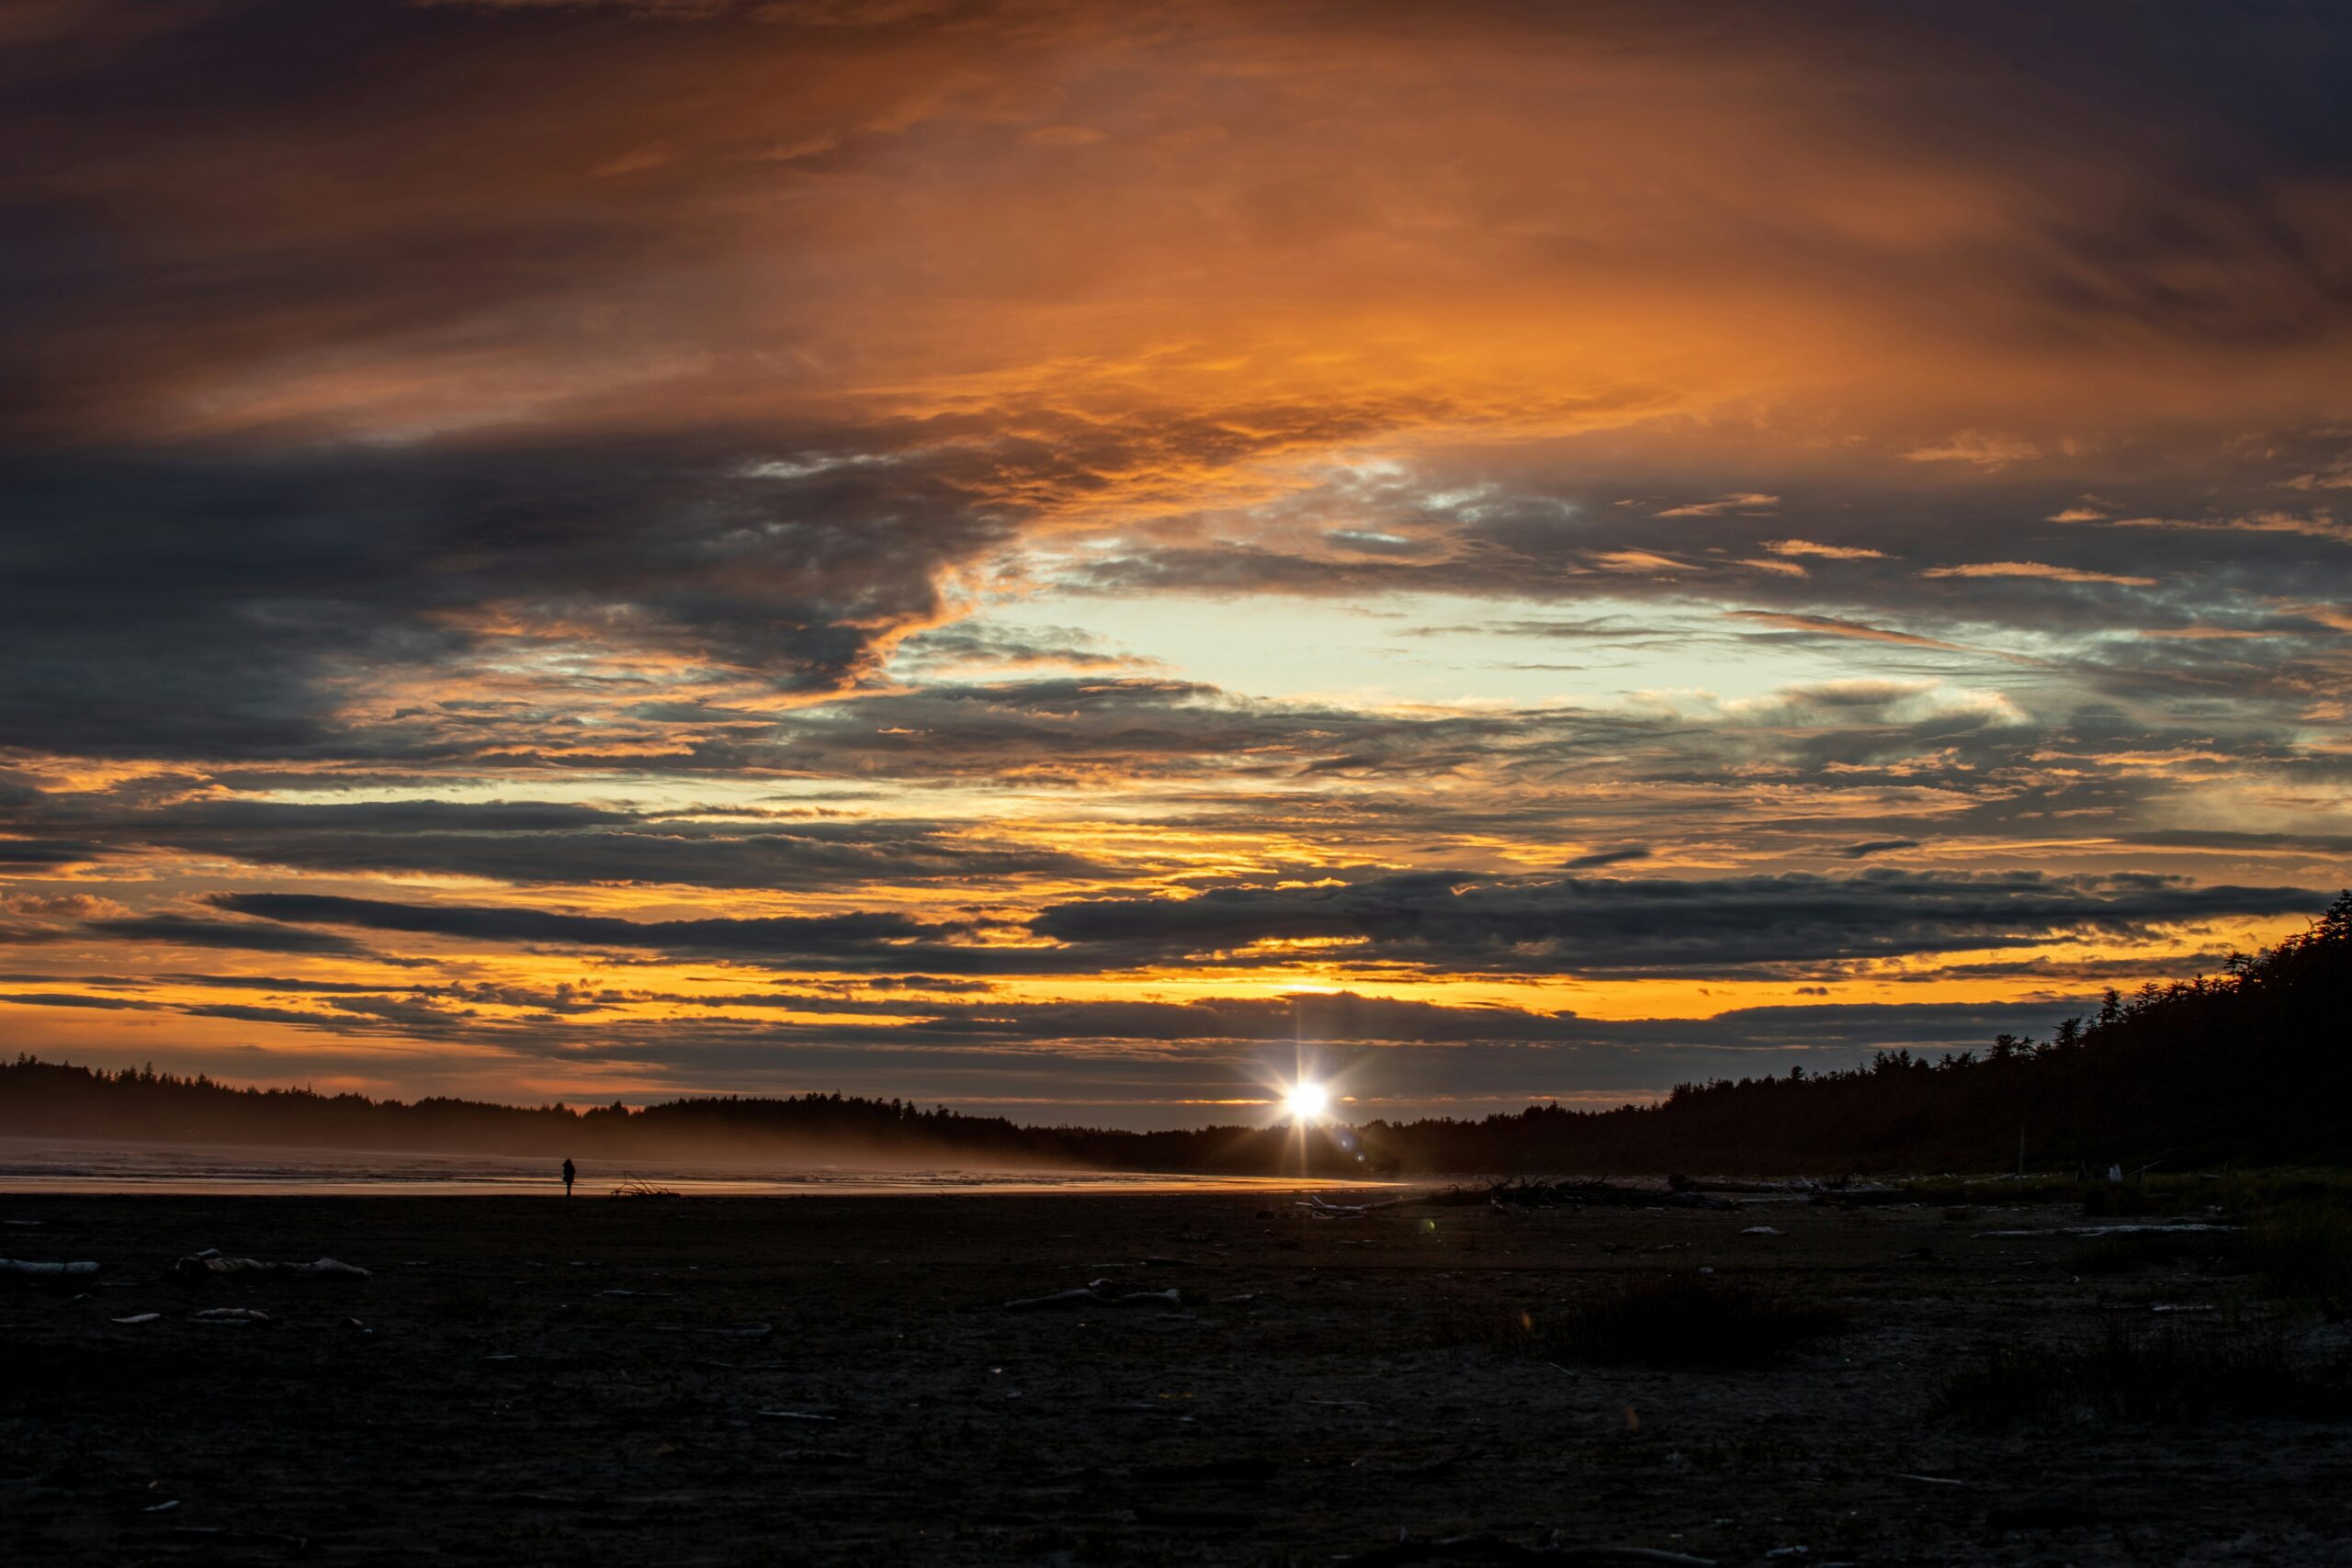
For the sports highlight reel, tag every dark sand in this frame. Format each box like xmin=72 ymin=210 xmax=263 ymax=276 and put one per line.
xmin=4 ymin=1190 xmax=2347 ymax=1564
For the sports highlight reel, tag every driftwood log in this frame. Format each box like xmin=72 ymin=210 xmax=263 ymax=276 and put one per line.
xmin=0 ymin=1258 xmax=101 ymax=1278
xmin=175 ymin=1254 xmax=370 ymax=1281
xmin=1005 ymin=1284 xmax=1182 ymax=1312
xmin=1413 ymin=1179 xmax=1737 ymax=1213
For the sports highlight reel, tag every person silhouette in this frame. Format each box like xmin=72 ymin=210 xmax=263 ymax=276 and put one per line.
xmin=561 ymin=1157 xmax=576 ymax=1197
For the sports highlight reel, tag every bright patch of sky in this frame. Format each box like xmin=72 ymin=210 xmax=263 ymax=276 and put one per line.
xmin=966 ymin=590 xmax=1999 ymax=711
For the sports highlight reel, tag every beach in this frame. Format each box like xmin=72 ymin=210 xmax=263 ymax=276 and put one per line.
xmin=5 ymin=1189 xmax=2348 ymax=1565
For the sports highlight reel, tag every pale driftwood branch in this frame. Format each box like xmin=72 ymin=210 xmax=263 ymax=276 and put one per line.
xmin=1004 ymin=1287 xmax=1100 ymax=1311
xmin=611 ymin=1173 xmax=680 ymax=1198
xmin=1973 ymin=1223 xmax=2238 ymax=1239
xmin=1400 ymin=1179 xmax=1739 ymax=1213
xmin=1005 ymin=1284 xmax=1182 ymax=1311
xmin=0 ymin=1258 xmax=100 ymax=1277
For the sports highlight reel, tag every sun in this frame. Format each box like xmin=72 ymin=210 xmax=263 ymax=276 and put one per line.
xmin=1283 ymin=1080 xmax=1330 ymax=1122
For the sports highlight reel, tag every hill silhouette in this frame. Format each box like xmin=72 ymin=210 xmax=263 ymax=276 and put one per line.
xmin=6 ymin=891 xmax=2346 ymax=1175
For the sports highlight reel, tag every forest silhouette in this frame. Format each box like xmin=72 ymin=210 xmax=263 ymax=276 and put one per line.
xmin=7 ymin=893 xmax=2346 ymax=1176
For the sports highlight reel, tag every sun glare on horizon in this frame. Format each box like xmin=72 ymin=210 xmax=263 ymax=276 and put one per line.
xmin=1283 ymin=1080 xmax=1331 ymax=1123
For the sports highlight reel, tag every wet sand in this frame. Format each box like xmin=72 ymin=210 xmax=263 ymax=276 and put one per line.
xmin=4 ymin=1191 xmax=2347 ymax=1564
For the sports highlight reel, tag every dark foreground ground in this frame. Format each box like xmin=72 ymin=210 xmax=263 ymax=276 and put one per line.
xmin=3 ymin=1190 xmax=2348 ymax=1565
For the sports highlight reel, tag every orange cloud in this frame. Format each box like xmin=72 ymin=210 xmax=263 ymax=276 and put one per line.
xmin=1922 ymin=561 xmax=2155 ymax=587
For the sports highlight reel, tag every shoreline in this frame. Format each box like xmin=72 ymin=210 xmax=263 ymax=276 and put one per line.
xmin=0 ymin=1133 xmax=1400 ymax=1198
xmin=0 ymin=1173 xmax=1401 ymax=1198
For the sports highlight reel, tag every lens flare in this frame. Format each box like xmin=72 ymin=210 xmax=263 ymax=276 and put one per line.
xmin=1284 ymin=1080 xmax=1330 ymax=1122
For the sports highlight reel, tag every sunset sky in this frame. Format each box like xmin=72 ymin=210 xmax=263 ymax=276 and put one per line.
xmin=3 ymin=0 xmax=2348 ymax=1126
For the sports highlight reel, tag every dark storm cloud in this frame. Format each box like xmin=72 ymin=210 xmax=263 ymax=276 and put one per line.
xmin=1564 ymin=846 xmax=1650 ymax=870
xmin=0 ymin=992 xmax=164 ymax=1011
xmin=15 ymin=797 xmax=1106 ymax=890
xmin=1029 ymin=870 xmax=2327 ymax=976
xmin=205 ymin=891 xmax=994 ymax=970
xmin=0 ymin=839 xmax=107 ymax=865
xmin=176 ymin=870 xmax=2329 ymax=982
xmin=1836 ymin=840 xmax=1923 ymax=859
xmin=83 ymin=915 xmax=376 ymax=957
xmin=0 ymin=442 xmax=1012 ymax=761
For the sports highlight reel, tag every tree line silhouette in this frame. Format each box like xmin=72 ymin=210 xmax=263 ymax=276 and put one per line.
xmin=6 ymin=891 xmax=2346 ymax=1175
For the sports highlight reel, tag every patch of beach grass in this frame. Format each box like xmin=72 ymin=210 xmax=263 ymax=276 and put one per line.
xmin=1938 ymin=1320 xmax=2350 ymax=1427
xmin=2245 ymin=1200 xmax=2352 ymax=1315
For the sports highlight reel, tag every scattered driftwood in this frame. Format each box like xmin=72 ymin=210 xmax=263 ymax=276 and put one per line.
xmin=191 ymin=1307 xmax=273 ymax=1323
xmin=111 ymin=1312 xmax=162 ymax=1325
xmin=168 ymin=1526 xmax=311 ymax=1551
xmin=174 ymin=1253 xmax=370 ymax=1281
xmin=611 ymin=1173 xmax=681 ymax=1198
xmin=1672 ymin=1174 xmax=1899 ymax=1201
xmin=1303 ymin=1190 xmax=1481 ymax=1217
xmin=0 ymin=1258 xmax=100 ymax=1278
xmin=1342 ymin=1534 xmax=1716 ymax=1566
xmin=1005 ymin=1283 xmax=1182 ymax=1312
xmin=1419 ymin=1179 xmax=1738 ymax=1213
xmin=1669 ymin=1175 xmax=1798 ymax=1195
xmin=1114 ymin=1288 xmax=1183 ymax=1308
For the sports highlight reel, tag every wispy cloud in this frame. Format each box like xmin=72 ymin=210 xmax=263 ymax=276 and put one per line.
xmin=1657 ymin=491 xmax=1777 ymax=517
xmin=1726 ymin=612 xmax=1969 ymax=652
xmin=1904 ymin=433 xmax=2041 ymax=468
xmin=1922 ymin=560 xmax=2156 ymax=587
xmin=1763 ymin=539 xmax=1890 ymax=561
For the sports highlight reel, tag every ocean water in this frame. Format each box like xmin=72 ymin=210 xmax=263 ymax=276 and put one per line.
xmin=0 ymin=1137 xmax=1387 ymax=1198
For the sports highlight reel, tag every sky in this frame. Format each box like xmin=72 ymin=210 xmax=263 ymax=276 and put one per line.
xmin=2 ymin=0 xmax=2349 ymax=1128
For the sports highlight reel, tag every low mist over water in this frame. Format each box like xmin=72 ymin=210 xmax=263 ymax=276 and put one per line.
xmin=0 ymin=1138 xmax=1380 ymax=1199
